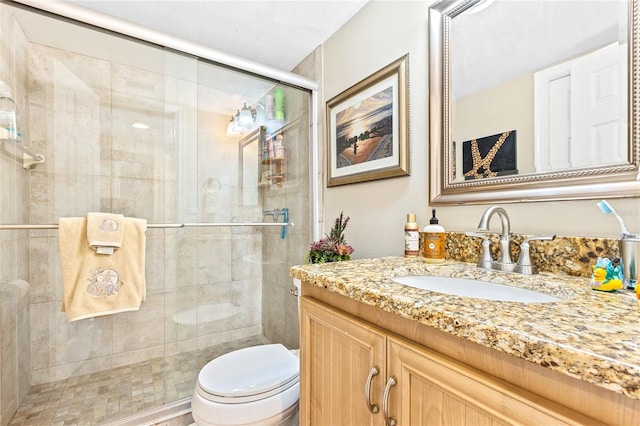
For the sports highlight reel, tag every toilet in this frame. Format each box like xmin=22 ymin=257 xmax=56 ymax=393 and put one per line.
xmin=191 ymin=280 xmax=301 ymax=426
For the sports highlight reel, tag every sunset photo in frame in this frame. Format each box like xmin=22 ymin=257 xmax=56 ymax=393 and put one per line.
xmin=326 ymin=54 xmax=409 ymax=187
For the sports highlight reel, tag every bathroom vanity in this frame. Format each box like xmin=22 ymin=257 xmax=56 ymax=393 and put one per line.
xmin=291 ymin=257 xmax=640 ymax=425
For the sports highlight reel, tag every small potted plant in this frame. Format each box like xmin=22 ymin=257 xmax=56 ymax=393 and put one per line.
xmin=306 ymin=211 xmax=354 ymax=263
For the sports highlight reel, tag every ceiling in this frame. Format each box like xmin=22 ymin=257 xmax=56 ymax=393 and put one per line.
xmin=452 ymin=0 xmax=627 ymax=99
xmin=66 ymin=0 xmax=369 ymax=73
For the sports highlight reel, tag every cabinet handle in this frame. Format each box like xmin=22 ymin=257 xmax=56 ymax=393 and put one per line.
xmin=382 ymin=376 xmax=397 ymax=426
xmin=364 ymin=366 xmax=379 ymax=414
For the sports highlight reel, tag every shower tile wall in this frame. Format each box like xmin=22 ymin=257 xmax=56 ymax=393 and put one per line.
xmin=261 ymin=102 xmax=309 ymax=348
xmin=0 ymin=6 xmax=31 ymax=426
xmin=261 ymin=50 xmax=316 ymax=349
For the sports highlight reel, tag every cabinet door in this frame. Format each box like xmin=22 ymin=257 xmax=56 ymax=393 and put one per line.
xmin=387 ymin=336 xmax=595 ymax=426
xmin=300 ymin=297 xmax=386 ymax=426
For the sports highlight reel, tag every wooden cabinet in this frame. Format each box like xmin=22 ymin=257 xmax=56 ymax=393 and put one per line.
xmin=300 ymin=296 xmax=601 ymax=426
xmin=386 ymin=337 xmax=597 ymax=425
xmin=300 ymin=296 xmax=386 ymax=425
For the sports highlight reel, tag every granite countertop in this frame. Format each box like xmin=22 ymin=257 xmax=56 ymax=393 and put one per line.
xmin=290 ymin=256 xmax=640 ymax=400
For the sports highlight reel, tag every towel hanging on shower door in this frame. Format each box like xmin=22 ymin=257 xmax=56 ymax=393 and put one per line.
xmin=86 ymin=212 xmax=124 ymax=254
xmin=58 ymin=215 xmax=147 ymax=322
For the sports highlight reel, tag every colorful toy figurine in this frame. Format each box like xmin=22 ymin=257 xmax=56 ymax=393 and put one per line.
xmin=590 ymin=257 xmax=624 ymax=292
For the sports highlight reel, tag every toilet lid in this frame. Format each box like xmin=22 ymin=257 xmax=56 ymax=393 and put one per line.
xmin=198 ymin=344 xmax=299 ymax=400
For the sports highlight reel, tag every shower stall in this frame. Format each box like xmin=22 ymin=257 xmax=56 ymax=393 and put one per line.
xmin=0 ymin=1 xmax=316 ymax=424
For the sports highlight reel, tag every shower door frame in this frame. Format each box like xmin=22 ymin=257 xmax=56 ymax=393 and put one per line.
xmin=6 ymin=0 xmax=321 ymax=423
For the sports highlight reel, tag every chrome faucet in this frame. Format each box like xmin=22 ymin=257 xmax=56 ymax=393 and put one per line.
xmin=477 ymin=206 xmax=515 ymax=272
xmin=470 ymin=206 xmax=556 ymax=275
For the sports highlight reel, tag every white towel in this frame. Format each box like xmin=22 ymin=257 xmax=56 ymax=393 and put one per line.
xmin=59 ymin=216 xmax=147 ymax=322
xmin=87 ymin=212 xmax=124 ymax=255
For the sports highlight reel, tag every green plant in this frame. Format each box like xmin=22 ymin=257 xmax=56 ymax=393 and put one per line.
xmin=306 ymin=212 xmax=354 ymax=263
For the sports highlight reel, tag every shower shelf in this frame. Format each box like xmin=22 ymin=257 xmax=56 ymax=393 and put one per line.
xmin=1 ymin=138 xmax=45 ymax=169
xmin=262 ymin=158 xmax=284 ymax=187
xmin=261 ymin=158 xmax=283 ymax=165
xmin=267 ymin=174 xmax=284 ymax=182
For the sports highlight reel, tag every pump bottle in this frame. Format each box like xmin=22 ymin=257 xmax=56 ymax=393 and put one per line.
xmin=422 ymin=209 xmax=446 ymax=263
xmin=404 ymin=213 xmax=419 ymax=257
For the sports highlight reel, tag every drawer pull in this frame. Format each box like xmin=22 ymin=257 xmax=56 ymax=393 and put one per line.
xmin=382 ymin=376 xmax=397 ymax=426
xmin=365 ymin=366 xmax=379 ymax=414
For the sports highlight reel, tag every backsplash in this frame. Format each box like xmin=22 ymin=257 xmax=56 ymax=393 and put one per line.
xmin=446 ymin=232 xmax=618 ymax=278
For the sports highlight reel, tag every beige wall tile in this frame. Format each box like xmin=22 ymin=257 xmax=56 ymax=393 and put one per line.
xmin=112 ymin=293 xmax=165 ymax=353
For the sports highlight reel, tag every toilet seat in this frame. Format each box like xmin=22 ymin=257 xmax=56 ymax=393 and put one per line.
xmin=197 ymin=344 xmax=299 ymax=404
xmin=192 ymin=383 xmax=299 ymax=426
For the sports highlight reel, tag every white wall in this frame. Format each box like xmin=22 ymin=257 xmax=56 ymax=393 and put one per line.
xmin=453 ymin=74 xmax=535 ymax=178
xmin=322 ymin=0 xmax=640 ymax=260
xmin=322 ymin=0 xmax=431 ymax=259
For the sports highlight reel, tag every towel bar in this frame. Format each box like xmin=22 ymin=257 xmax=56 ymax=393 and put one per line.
xmin=0 ymin=222 xmax=294 ymax=230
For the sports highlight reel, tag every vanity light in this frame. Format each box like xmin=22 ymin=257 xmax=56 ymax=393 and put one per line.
xmin=226 ymin=103 xmax=258 ymax=136
xmin=131 ymin=122 xmax=148 ymax=129
xmin=238 ymin=103 xmax=254 ymax=127
xmin=225 ymin=114 xmax=241 ymax=137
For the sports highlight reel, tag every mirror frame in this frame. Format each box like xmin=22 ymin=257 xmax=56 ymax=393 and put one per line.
xmin=429 ymin=0 xmax=640 ymax=205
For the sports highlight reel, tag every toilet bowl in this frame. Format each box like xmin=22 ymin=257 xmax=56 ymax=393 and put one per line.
xmin=192 ymin=280 xmax=302 ymax=426
xmin=192 ymin=343 xmax=299 ymax=426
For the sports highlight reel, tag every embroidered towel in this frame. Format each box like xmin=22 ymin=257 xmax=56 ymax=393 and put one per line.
xmin=87 ymin=212 xmax=124 ymax=254
xmin=59 ymin=216 xmax=147 ymax=322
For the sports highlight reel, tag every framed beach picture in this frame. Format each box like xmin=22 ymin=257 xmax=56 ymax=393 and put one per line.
xmin=326 ymin=54 xmax=409 ymax=187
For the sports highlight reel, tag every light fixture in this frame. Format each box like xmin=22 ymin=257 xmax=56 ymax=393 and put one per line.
xmin=132 ymin=122 xmax=149 ymax=129
xmin=254 ymin=103 xmax=266 ymax=127
xmin=238 ymin=103 xmax=254 ymax=127
xmin=226 ymin=114 xmax=240 ymax=137
xmin=226 ymin=103 xmax=258 ymax=136
xmin=237 ymin=103 xmax=257 ymax=132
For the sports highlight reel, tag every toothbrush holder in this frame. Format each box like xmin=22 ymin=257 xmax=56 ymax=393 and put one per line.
xmin=620 ymin=235 xmax=640 ymax=289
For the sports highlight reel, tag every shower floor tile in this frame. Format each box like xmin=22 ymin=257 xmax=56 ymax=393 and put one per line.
xmin=9 ymin=335 xmax=270 ymax=426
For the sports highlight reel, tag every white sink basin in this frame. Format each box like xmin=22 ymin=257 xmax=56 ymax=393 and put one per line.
xmin=393 ymin=276 xmax=559 ymax=303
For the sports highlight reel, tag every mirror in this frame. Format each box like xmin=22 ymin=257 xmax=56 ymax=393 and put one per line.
xmin=240 ymin=130 xmax=260 ymax=207
xmin=429 ymin=0 xmax=640 ymax=205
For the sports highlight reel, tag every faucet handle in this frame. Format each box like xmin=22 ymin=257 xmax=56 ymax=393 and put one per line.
xmin=465 ymin=232 xmax=494 ymax=269
xmin=515 ymin=235 xmax=556 ymax=275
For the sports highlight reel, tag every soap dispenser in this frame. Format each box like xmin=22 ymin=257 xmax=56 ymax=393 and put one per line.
xmin=422 ymin=209 xmax=446 ymax=264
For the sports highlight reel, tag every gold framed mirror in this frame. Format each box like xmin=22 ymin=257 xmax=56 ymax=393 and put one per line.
xmin=429 ymin=0 xmax=640 ymax=205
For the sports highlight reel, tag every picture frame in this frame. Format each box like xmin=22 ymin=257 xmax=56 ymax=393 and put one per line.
xmin=326 ymin=54 xmax=409 ymax=187
xmin=461 ymin=130 xmax=518 ymax=181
